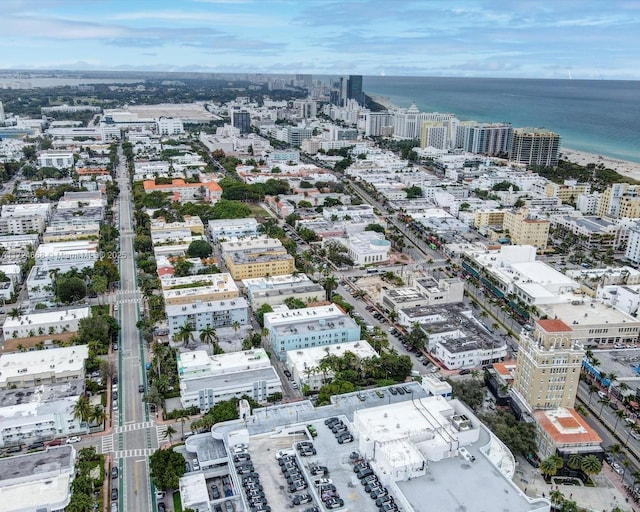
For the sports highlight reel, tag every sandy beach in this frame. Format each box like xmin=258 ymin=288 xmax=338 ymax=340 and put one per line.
xmin=560 ymin=148 xmax=640 ymax=182
xmin=369 ymin=95 xmax=640 ymax=181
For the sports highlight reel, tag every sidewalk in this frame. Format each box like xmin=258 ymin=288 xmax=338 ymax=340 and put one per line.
xmin=513 ymin=455 xmax=635 ymax=512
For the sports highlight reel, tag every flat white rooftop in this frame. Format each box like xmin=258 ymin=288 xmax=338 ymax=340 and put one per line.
xmin=287 ymin=340 xmax=378 ymax=369
xmin=3 ymin=306 xmax=90 ymax=329
xmin=0 ymin=345 xmax=88 ymax=386
xmin=0 ymin=445 xmax=75 ymax=512
xmin=540 ymin=300 xmax=640 ymax=327
xmin=161 ymin=272 xmax=237 ymax=292
xmin=264 ymin=303 xmax=346 ymax=326
xmin=178 ymin=348 xmax=271 ymax=377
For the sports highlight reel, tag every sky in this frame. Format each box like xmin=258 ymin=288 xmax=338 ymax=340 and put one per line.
xmin=2 ymin=0 xmax=640 ymax=79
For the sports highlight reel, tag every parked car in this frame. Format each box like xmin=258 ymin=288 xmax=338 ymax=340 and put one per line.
xmin=66 ymin=436 xmax=81 ymax=444
xmin=28 ymin=441 xmax=45 ymax=451
xmin=293 ymin=493 xmax=313 ymax=505
xmin=459 ymin=369 xmax=471 ymax=375
xmin=211 ymin=485 xmax=220 ymax=499
xmin=337 ymin=433 xmax=354 ymax=444
xmin=612 ymin=462 xmax=624 ymax=474
xmin=111 ymin=487 xmax=118 ymax=501
xmin=389 ymin=387 xmax=398 ymax=396
xmin=111 ymin=467 xmax=118 ymax=479
xmin=157 ymin=504 xmax=166 ymax=512
xmin=310 ymin=465 xmax=328 ymax=476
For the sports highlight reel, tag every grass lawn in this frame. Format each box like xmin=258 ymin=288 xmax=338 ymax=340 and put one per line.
xmin=245 ymin=203 xmax=271 ymax=219
xmin=173 ymin=491 xmax=183 ymax=512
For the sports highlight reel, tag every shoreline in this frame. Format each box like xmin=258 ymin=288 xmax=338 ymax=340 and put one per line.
xmin=560 ymin=148 xmax=640 ymax=182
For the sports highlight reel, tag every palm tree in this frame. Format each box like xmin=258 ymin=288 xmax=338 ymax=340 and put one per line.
xmin=8 ymin=307 xmax=22 ymax=319
xmin=164 ymin=425 xmax=177 ymax=445
xmin=580 ymin=455 xmax=602 ymax=478
xmin=587 ymin=383 xmax=599 ymax=404
xmin=73 ymin=396 xmax=92 ymax=425
xmin=199 ymin=326 xmax=217 ymax=347
xmin=613 ymin=409 xmax=627 ymax=433
xmin=606 ymin=372 xmax=618 ymax=392
xmin=90 ymin=405 xmax=106 ymax=427
xmin=567 ymin=453 xmax=583 ymax=471
xmin=598 ymin=396 xmax=611 ymax=418
xmin=549 ymin=489 xmax=564 ymax=509
xmin=232 ymin=321 xmax=241 ymax=333
xmin=322 ymin=275 xmax=338 ymax=301
xmin=607 ymin=443 xmax=623 ymax=459
xmin=177 ymin=322 xmax=194 ymax=347
xmin=539 ymin=455 xmax=563 ymax=481
xmin=560 ymin=500 xmax=578 ymax=512
xmin=178 ymin=412 xmax=190 ymax=440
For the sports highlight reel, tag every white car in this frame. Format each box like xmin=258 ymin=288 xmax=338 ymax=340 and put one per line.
xmin=66 ymin=436 xmax=81 ymax=444
xmin=275 ymin=449 xmax=294 ymax=460
xmin=611 ymin=462 xmax=624 ymax=475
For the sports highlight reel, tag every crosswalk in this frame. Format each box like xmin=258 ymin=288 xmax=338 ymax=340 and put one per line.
xmin=113 ymin=448 xmax=156 ymax=458
xmin=156 ymin=424 xmax=168 ymax=445
xmin=115 ymin=421 xmax=154 ymax=433
xmin=101 ymin=434 xmax=114 ymax=454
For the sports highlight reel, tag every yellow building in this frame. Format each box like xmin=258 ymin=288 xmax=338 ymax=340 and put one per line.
xmin=512 ymin=319 xmax=584 ymax=411
xmin=597 ymin=183 xmax=640 ymax=218
xmin=474 ymin=210 xmax=506 ymax=229
xmin=150 ymin=215 xmax=205 ymax=235
xmin=503 ymin=208 xmax=550 ymax=252
xmin=221 ymin=237 xmax=295 ymax=280
xmin=618 ymin=195 xmax=640 ymax=218
xmin=544 ymin=181 xmax=590 ymax=204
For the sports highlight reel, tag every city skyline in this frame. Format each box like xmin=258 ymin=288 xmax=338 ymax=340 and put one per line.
xmin=2 ymin=0 xmax=639 ymax=80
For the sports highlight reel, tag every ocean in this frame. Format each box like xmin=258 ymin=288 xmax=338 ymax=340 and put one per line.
xmin=363 ymin=76 xmax=640 ymax=164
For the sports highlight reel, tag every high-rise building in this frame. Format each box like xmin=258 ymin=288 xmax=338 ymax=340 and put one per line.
xmin=229 ymin=107 xmax=251 ymax=134
xmin=346 ymin=75 xmax=363 ymax=104
xmin=456 ymin=122 xmax=512 ymax=156
xmin=337 ymin=75 xmax=364 ymax=106
xmin=512 ymin=319 xmax=584 ymax=412
xmin=508 ymin=128 xmax=560 ymax=167
xmin=0 ymin=101 xmax=4 ymax=123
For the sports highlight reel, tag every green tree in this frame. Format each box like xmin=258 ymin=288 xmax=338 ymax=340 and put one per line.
xmin=177 ymin=322 xmax=194 ymax=347
xmin=186 ymin=240 xmax=213 ymax=258
xmin=199 ymin=326 xmax=219 ymax=351
xmin=56 ymin=276 xmax=87 ymax=303
xmin=164 ymin=425 xmax=177 ymax=444
xmin=539 ymin=455 xmax=563 ymax=480
xmin=322 ymin=275 xmax=338 ymax=301
xmin=149 ymin=448 xmax=186 ymax=490
xmin=256 ymin=303 xmax=273 ymax=327
xmin=364 ymin=223 xmax=386 ymax=234
xmin=73 ymin=395 xmax=91 ymax=425
xmin=580 ymin=454 xmax=602 ymax=477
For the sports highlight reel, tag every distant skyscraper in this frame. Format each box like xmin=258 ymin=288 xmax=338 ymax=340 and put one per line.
xmin=456 ymin=122 xmax=512 ymax=156
xmin=0 ymin=101 xmax=4 ymax=123
xmin=229 ymin=107 xmax=251 ymax=135
xmin=346 ymin=75 xmax=363 ymax=105
xmin=295 ymin=74 xmax=313 ymax=88
xmin=509 ymin=128 xmax=560 ymax=167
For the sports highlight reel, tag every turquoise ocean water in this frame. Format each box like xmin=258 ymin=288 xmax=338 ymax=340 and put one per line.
xmin=363 ymin=76 xmax=640 ymax=164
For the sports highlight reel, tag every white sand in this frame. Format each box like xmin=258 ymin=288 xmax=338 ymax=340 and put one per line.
xmin=560 ymin=148 xmax=640 ymax=182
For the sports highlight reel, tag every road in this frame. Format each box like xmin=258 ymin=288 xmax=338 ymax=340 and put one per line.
xmin=113 ymin=145 xmax=153 ymax=512
xmin=577 ymin=381 xmax=640 ymax=489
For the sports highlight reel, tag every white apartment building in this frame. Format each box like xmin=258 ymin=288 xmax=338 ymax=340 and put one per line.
xmin=0 ymin=215 xmax=45 ymax=235
xmin=37 ymin=150 xmax=74 ymax=169
xmin=34 ymin=241 xmax=99 ymax=272
xmin=0 ymin=345 xmax=89 ymax=389
xmin=285 ymin=340 xmax=378 ymax=391
xmin=177 ymin=349 xmax=281 ymax=412
xmin=157 ymin=117 xmax=184 ymax=135
xmin=2 ymin=307 xmax=90 ymax=340
xmin=0 ymin=393 xmax=89 ymax=448
xmin=264 ymin=303 xmax=362 ymax=360
xmin=133 ymin=160 xmax=171 ymax=180
xmin=1 ymin=203 xmax=52 ymax=222
xmin=346 ymin=231 xmax=391 ymax=266
xmin=626 ymin=223 xmax=640 ymax=265
xmin=0 ymin=446 xmax=77 ymax=512
xmin=208 ymin=218 xmax=259 ymax=242
xmin=380 ymin=278 xmax=465 ymax=313
xmin=597 ymin=284 xmax=640 ymax=316
xmin=166 ymin=298 xmax=249 ymax=340
xmin=242 ymin=274 xmax=325 ymax=309
xmin=161 ymin=273 xmax=239 ymax=306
